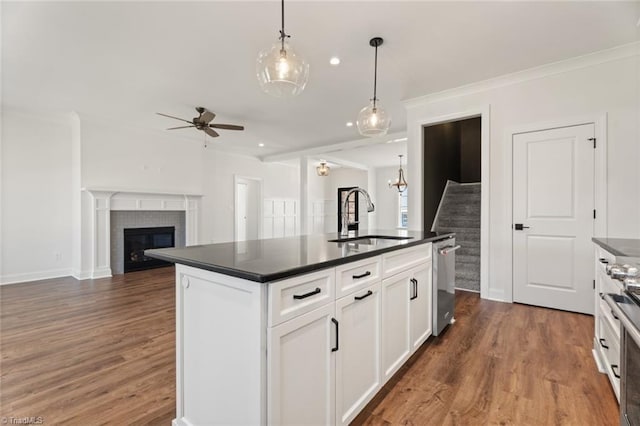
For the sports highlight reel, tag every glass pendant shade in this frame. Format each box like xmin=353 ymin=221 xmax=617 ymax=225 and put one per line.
xmin=357 ymin=100 xmax=391 ymax=137
xmin=257 ymin=41 xmax=309 ymax=98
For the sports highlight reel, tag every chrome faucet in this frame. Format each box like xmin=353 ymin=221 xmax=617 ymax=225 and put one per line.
xmin=340 ymin=187 xmax=375 ymax=237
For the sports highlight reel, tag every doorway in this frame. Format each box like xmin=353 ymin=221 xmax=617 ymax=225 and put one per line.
xmin=423 ymin=117 xmax=482 ymax=293
xmin=337 ymin=187 xmax=359 ymax=234
xmin=512 ymin=123 xmax=595 ymax=314
xmin=234 ymin=176 xmax=262 ymax=242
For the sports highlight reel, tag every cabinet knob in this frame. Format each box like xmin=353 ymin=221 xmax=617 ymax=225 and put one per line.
xmin=182 ymin=277 xmax=190 ymax=289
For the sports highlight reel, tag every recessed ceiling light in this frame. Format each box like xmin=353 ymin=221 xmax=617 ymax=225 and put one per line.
xmin=258 ymin=143 xmax=265 ymax=147
xmin=330 ymin=57 xmax=341 ymax=66
xmin=346 ymin=122 xmax=353 ymax=127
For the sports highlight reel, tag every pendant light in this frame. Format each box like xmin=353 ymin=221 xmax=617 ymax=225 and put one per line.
xmin=256 ymin=0 xmax=309 ymax=98
xmin=316 ymin=161 xmax=330 ymax=177
xmin=389 ymin=155 xmax=408 ymax=192
xmin=357 ymin=37 xmax=391 ymax=137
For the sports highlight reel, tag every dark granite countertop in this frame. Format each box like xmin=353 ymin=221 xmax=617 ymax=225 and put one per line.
xmin=593 ymin=237 xmax=640 ymax=258
xmin=146 ymin=230 xmax=454 ymax=283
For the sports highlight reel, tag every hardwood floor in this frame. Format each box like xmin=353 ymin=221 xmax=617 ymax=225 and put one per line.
xmin=1 ymin=268 xmax=176 ymax=425
xmin=1 ymin=268 xmax=618 ymax=425
xmin=352 ymin=290 xmax=619 ymax=426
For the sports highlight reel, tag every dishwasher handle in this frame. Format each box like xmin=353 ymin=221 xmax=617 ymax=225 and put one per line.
xmin=439 ymin=245 xmax=461 ymax=255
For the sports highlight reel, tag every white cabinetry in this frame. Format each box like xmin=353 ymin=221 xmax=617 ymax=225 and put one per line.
xmin=268 ymin=303 xmax=336 ymax=425
xmin=410 ymin=263 xmax=432 ymax=351
xmin=381 ymin=271 xmax=411 ymax=380
xmin=381 ymin=259 xmax=433 ymax=381
xmin=174 ymin=242 xmax=433 ymax=426
xmin=593 ymin=244 xmax=623 ymax=401
xmin=335 ymin=282 xmax=382 ymax=425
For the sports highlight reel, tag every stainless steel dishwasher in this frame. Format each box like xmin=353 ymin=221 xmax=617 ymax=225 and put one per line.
xmin=432 ymin=236 xmax=459 ymax=335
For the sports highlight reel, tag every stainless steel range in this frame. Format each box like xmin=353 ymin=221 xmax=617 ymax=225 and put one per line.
xmin=604 ymin=260 xmax=640 ymax=426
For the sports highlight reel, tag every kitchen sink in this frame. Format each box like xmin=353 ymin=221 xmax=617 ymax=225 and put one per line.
xmin=327 ymin=235 xmax=414 ymax=244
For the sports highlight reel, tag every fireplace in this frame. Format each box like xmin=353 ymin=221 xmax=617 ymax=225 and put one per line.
xmin=123 ymin=226 xmax=175 ymax=272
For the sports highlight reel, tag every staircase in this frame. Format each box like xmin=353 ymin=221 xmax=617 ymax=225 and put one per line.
xmin=433 ymin=182 xmax=481 ymax=292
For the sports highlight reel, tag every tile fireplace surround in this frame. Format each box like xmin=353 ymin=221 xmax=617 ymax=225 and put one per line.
xmin=79 ymin=189 xmax=201 ymax=279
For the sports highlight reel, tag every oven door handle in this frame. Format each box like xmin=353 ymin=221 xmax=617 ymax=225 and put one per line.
xmin=439 ymin=245 xmax=461 ymax=255
xmin=604 ymin=294 xmax=640 ymax=347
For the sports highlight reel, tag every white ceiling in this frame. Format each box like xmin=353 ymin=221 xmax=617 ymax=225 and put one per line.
xmin=3 ymin=1 xmax=639 ymax=159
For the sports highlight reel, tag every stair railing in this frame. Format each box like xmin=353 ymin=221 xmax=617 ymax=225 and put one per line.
xmin=431 ymin=180 xmax=459 ymax=231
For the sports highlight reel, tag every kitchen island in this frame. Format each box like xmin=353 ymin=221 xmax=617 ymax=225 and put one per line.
xmin=146 ymin=230 xmax=452 ymax=426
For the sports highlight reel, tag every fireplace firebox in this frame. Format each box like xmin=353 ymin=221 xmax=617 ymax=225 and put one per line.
xmin=123 ymin=226 xmax=175 ymax=272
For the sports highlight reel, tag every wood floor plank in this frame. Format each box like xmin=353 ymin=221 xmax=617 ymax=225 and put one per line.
xmin=1 ymin=269 xmax=618 ymax=425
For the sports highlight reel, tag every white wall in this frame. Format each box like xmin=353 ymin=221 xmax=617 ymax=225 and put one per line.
xmin=375 ymin=166 xmax=404 ymax=230
xmin=1 ymin=110 xmax=300 ymax=282
xmin=1 ymin=109 xmax=74 ymax=283
xmin=405 ymin=44 xmax=640 ymax=302
xmin=201 ymin=150 xmax=299 ymax=244
xmin=306 ymin=158 xmax=331 ymax=235
xmin=81 ymin=116 xmax=204 ymax=193
xmin=324 ymin=168 xmax=370 ymax=233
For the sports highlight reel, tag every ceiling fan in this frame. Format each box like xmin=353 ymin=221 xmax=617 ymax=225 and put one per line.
xmin=157 ymin=106 xmax=244 ymax=138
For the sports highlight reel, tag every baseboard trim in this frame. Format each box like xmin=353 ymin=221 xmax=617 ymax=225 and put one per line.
xmin=91 ymin=268 xmax=112 ymax=279
xmin=0 ymin=268 xmax=72 ymax=285
xmin=455 ymin=287 xmax=480 ymax=294
xmin=72 ymin=269 xmax=92 ymax=280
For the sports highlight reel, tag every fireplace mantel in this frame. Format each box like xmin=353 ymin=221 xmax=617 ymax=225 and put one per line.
xmin=79 ymin=188 xmax=202 ymax=279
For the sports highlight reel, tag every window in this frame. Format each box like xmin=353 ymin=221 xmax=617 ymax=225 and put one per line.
xmin=397 ymin=190 xmax=408 ymax=229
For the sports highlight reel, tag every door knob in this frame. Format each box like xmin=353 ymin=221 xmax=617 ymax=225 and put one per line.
xmin=514 ymin=223 xmax=530 ymax=231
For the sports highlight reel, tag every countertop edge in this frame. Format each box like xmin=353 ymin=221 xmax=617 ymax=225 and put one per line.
xmin=592 ymin=237 xmax=638 ymax=257
xmin=148 ymin=233 xmax=453 ymax=283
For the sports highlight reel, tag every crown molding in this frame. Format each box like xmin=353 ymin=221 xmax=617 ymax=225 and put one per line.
xmin=403 ymin=41 xmax=640 ymax=109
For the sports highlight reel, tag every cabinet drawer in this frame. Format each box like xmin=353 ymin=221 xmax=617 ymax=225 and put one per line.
xmin=595 ymin=246 xmax=615 ymax=274
xmin=599 ymin=297 xmax=621 ymax=341
xmin=269 ymin=268 xmax=335 ymax=327
xmin=598 ymin=268 xmax=623 ymax=297
xmin=382 ymin=244 xmax=431 ymax=279
xmin=598 ymin=313 xmax=620 ymax=393
xmin=335 ymin=256 xmax=381 ymax=298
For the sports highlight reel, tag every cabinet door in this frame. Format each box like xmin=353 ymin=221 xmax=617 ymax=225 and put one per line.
xmin=381 ymin=271 xmax=411 ymax=381
xmin=268 ymin=303 xmax=336 ymax=426
xmin=335 ymin=282 xmax=382 ymax=426
xmin=410 ymin=261 xmax=432 ymax=352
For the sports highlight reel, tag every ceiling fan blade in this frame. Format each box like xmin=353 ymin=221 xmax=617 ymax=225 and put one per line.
xmin=157 ymin=112 xmax=193 ymax=124
xmin=203 ymin=127 xmax=219 ymax=138
xmin=167 ymin=125 xmax=195 ymax=130
xmin=199 ymin=110 xmax=216 ymax=124
xmin=209 ymin=124 xmax=245 ymax=131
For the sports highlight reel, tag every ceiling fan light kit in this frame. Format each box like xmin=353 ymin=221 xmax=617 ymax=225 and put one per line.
xmin=357 ymin=37 xmax=391 ymax=137
xmin=389 ymin=154 xmax=408 ymax=192
xmin=257 ymin=0 xmax=309 ymax=98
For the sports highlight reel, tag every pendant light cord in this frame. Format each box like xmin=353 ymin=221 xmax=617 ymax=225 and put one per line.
xmin=372 ymin=44 xmax=378 ymax=108
xmin=279 ymin=0 xmax=290 ymax=51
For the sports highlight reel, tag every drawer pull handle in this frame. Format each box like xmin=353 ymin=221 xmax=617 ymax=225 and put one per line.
xmin=599 ymin=338 xmax=609 ymax=349
xmin=354 ymin=290 xmax=373 ymax=301
xmin=599 ymin=258 xmax=609 ymax=264
xmin=293 ymin=287 xmax=321 ymax=300
xmin=410 ymin=278 xmax=418 ymax=300
xmin=611 ymin=310 xmax=619 ymax=321
xmin=352 ymin=271 xmax=372 ymax=279
xmin=331 ymin=318 xmax=339 ymax=352
xmin=611 ymin=364 xmax=620 ymax=379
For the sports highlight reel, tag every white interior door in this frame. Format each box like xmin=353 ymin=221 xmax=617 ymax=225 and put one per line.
xmin=513 ymin=123 xmax=595 ymax=314
xmin=236 ymin=182 xmax=248 ymax=242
